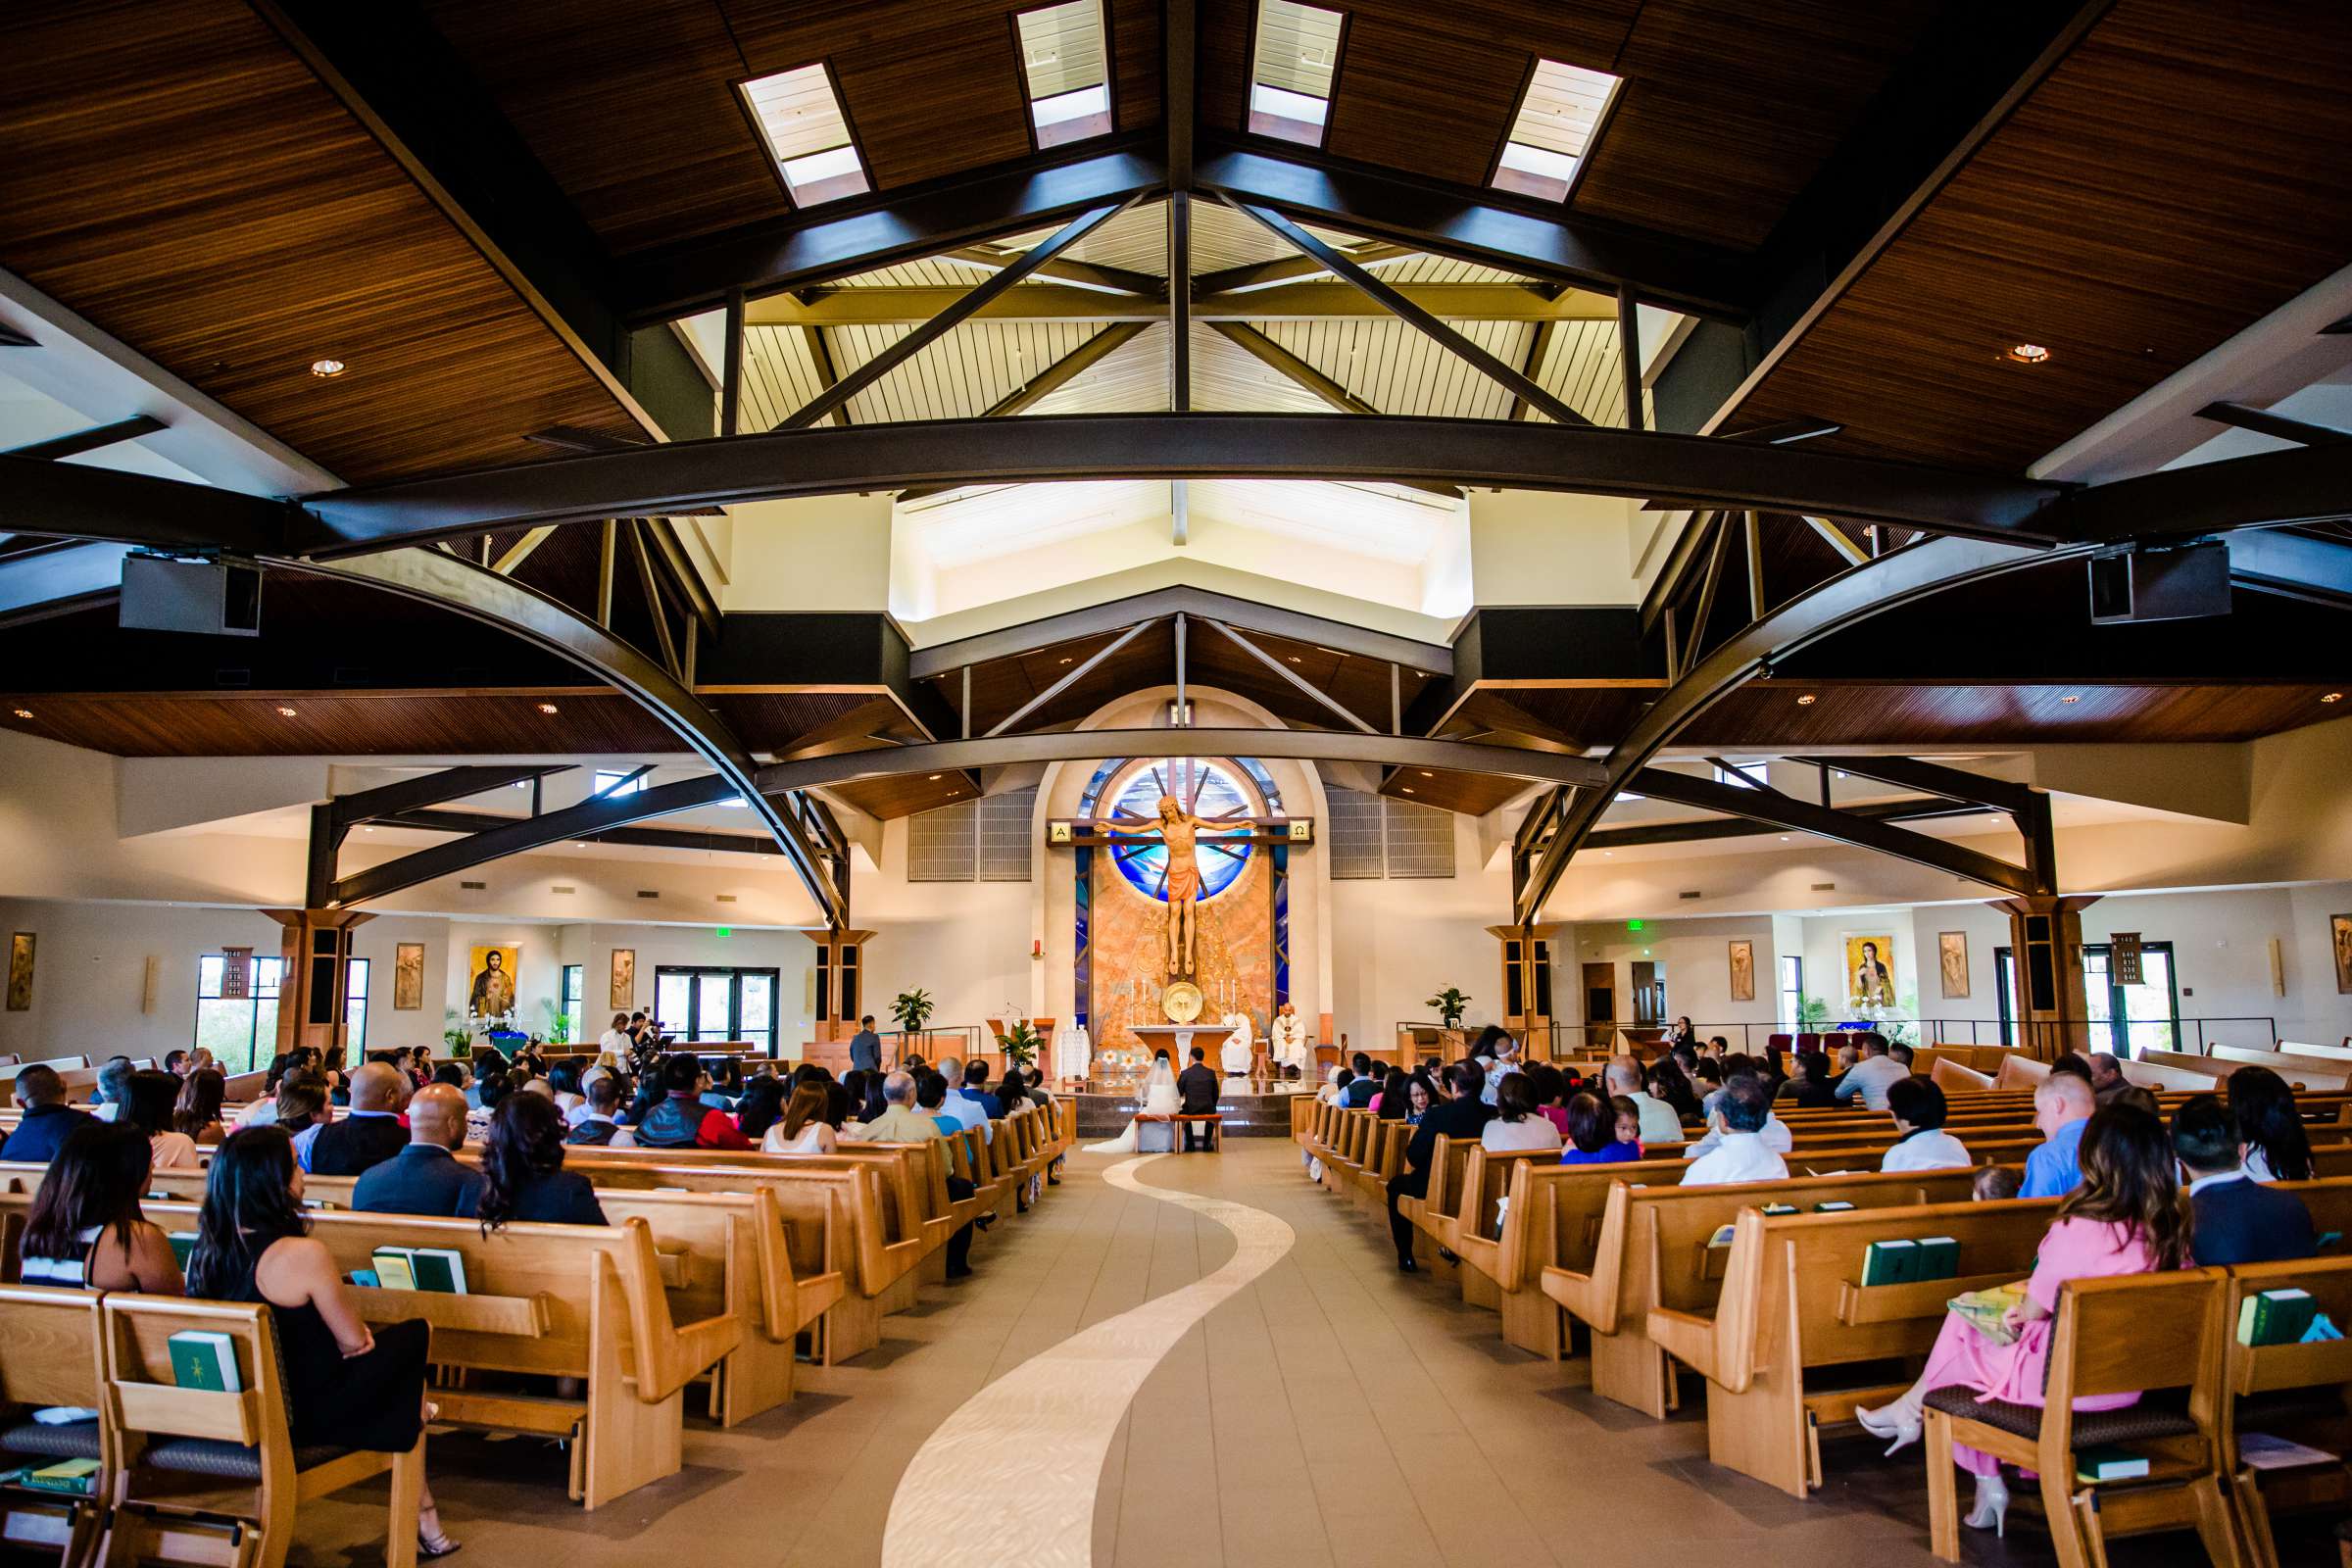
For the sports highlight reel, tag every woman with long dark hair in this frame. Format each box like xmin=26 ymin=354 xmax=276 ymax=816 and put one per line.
xmin=187 ymin=1128 xmax=457 ymax=1557
xmin=173 ymin=1067 xmax=227 ymax=1144
xmin=23 ymin=1122 xmax=184 ymax=1292
xmin=2230 ymin=1065 xmax=2312 ymax=1183
xmin=733 ymin=1077 xmax=789 ymax=1143
xmin=124 ymin=1069 xmax=198 ymax=1169
xmin=460 ymin=1093 xmax=605 ymax=1230
xmin=1857 ymin=1104 xmax=2192 ymax=1536
xmin=1371 ymin=1065 xmax=1409 ymax=1119
xmin=1645 ymin=1058 xmax=1703 ymax=1126
xmin=763 ymin=1083 xmax=838 ymax=1153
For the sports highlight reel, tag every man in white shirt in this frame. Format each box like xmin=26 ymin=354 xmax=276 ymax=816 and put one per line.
xmin=1880 ymin=1077 xmax=1972 ymax=1172
xmin=1682 ymin=1079 xmax=1789 ymax=1186
xmin=1683 ymin=1071 xmax=1792 ymax=1160
xmin=1833 ymin=1033 xmax=1909 ymax=1112
xmin=928 ymin=1059 xmax=992 ymax=1144
xmin=1604 ymin=1055 xmax=1683 ymax=1146
xmin=1269 ymin=1003 xmax=1309 ymax=1076
xmin=597 ymin=1012 xmax=631 ymax=1055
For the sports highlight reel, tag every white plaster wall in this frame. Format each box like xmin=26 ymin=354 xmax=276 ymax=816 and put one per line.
xmin=1568 ymin=913 xmax=1783 ymax=1044
xmin=719 ymin=493 xmax=894 ymax=612
xmin=1465 ymin=489 xmax=1642 ymax=606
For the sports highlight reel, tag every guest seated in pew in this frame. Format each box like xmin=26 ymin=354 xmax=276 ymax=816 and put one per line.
xmin=1680 ymin=1078 xmax=1788 ymax=1187
xmin=2020 ymin=1072 xmax=2096 ymax=1199
xmin=2110 ymin=1084 xmax=2160 ymax=1117
xmin=1606 ymin=1055 xmax=1684 ymax=1146
xmin=733 ymin=1077 xmax=788 ymax=1144
xmin=2173 ymin=1093 xmax=2315 ymax=1265
xmin=1857 ymin=1103 xmax=2189 ymax=1538
xmin=354 ymin=1084 xmax=483 ymax=1217
xmin=321 ymin=1045 xmax=348 ymax=1104
xmin=1971 ymin=1165 xmax=2021 ymax=1200
xmin=1645 ymin=1058 xmax=1704 ymax=1127
xmin=2230 ymin=1065 xmax=2313 ymax=1183
xmin=1690 ymin=1057 xmax=1726 ymax=1119
xmin=2049 ymin=1051 xmax=2094 ymax=1084
xmin=1833 ymin=1031 xmax=1907 ymax=1111
xmin=897 ymin=1072 xmax=981 ymax=1276
xmin=0 ymin=1064 xmax=97 ymax=1162
xmin=173 ymin=1066 xmax=228 ymax=1146
xmin=460 ymin=1092 xmax=604 ymax=1229
xmin=563 ymin=1075 xmax=635 ymax=1148
xmin=1315 ymin=1066 xmax=1347 ymax=1106
xmin=764 ymin=1083 xmax=840 ymax=1154
xmin=546 ymin=1061 xmax=585 ymax=1126
xmin=957 ymin=1060 xmax=1004 ymax=1120
xmin=1366 ymin=1065 xmax=1403 ymax=1117
xmin=1558 ymin=1092 xmax=1642 ymax=1166
xmin=632 ymin=1054 xmax=754 ymax=1152
xmin=299 ymin=1061 xmax=413 ymax=1177
xmin=124 ymin=1068 xmax=200 ymax=1170
xmin=1682 ymin=1070 xmax=1792 ymax=1163
xmin=1345 ymin=1054 xmax=1379 ymax=1108
xmin=2087 ymin=1052 xmax=2129 ymax=1103
xmin=1389 ymin=1060 xmax=1492 ymax=1274
xmin=1780 ymin=1051 xmax=1837 ymax=1109
xmin=190 ymin=1128 xmax=458 ymax=1559
xmin=273 ymin=1074 xmax=327 ymax=1140
xmin=1482 ymin=1072 xmax=1563 ymax=1152
xmin=927 ymin=1061 xmax=993 ymax=1145
xmin=1404 ymin=1075 xmax=1435 ymax=1125
xmin=163 ymin=1049 xmax=187 ymax=1077
xmin=1525 ymin=1064 xmax=1571 ymax=1139
xmin=1881 ymin=1078 xmax=1972 ymax=1172
xmin=89 ymin=1054 xmax=132 ymax=1124
xmin=1610 ymin=1095 xmax=1645 ymax=1152
xmin=22 ymin=1122 xmax=185 ymax=1292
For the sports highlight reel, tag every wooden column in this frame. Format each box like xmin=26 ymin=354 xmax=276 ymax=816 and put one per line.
xmin=259 ymin=908 xmax=374 ymax=1054
xmin=1987 ymin=895 xmax=2099 ymax=1058
xmin=802 ymin=927 xmax=876 ymax=1070
xmin=1487 ymin=922 xmax=1562 ymax=1058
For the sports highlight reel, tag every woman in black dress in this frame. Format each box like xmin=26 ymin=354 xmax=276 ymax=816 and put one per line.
xmin=186 ymin=1127 xmax=458 ymax=1558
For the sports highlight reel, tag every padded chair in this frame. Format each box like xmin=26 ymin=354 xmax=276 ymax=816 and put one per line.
xmin=1921 ymin=1268 xmax=2243 ymax=1568
xmin=99 ymin=1293 xmax=424 ymax=1568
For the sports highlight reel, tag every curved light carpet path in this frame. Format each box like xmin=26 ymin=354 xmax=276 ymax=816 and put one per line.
xmin=879 ymin=1153 xmax=1298 ymax=1568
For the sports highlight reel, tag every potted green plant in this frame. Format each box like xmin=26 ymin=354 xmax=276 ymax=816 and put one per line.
xmin=996 ymin=1019 xmax=1042 ymax=1072
xmin=1426 ymin=986 xmax=1471 ymax=1031
xmin=540 ymin=998 xmax=573 ymax=1046
xmin=891 ymin=988 xmax=935 ymax=1052
xmin=441 ymin=1008 xmax=473 ymax=1057
xmin=1796 ymin=994 xmax=1833 ymax=1031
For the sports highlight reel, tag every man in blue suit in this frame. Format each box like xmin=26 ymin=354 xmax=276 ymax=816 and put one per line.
xmin=2173 ymin=1094 xmax=2315 ymax=1266
xmin=353 ymin=1084 xmax=484 ymax=1217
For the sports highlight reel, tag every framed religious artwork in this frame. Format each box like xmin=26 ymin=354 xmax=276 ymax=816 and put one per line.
xmin=610 ymin=948 xmax=636 ymax=1010
xmin=1845 ymin=933 xmax=1895 ymax=1009
xmin=1937 ymin=931 xmax=1970 ymax=999
xmin=5 ymin=932 xmax=31 ymax=1011
xmin=1727 ymin=939 xmax=1755 ymax=1002
xmin=393 ymin=943 xmax=425 ymax=1010
xmin=466 ymin=945 xmax=520 ymax=1021
xmin=2333 ymin=914 xmax=2352 ymax=994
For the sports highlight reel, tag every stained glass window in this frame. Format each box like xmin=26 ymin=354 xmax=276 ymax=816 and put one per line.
xmin=1103 ymin=759 xmax=1257 ymax=903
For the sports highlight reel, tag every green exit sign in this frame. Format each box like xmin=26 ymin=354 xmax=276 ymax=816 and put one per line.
xmin=1626 ymin=919 xmax=1644 ymax=932
xmin=714 ymin=926 xmax=731 ymax=938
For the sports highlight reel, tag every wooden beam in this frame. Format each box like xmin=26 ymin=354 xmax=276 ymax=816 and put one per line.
xmin=1193 ymin=244 xmax=1412 ymax=297
xmin=745 ymin=281 xmax=1618 ymax=325
xmin=938 ymin=247 xmax=1163 ymax=297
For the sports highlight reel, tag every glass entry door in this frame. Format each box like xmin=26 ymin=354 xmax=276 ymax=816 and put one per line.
xmin=2083 ymin=943 xmax=2179 ymax=1056
xmin=653 ymin=965 xmax=780 ymax=1054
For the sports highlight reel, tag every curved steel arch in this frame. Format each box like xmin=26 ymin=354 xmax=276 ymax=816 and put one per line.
xmin=269 ymin=546 xmax=844 ymax=925
xmin=1514 ymin=534 xmax=2105 ymax=922
xmin=292 ymin=415 xmax=2071 ymax=553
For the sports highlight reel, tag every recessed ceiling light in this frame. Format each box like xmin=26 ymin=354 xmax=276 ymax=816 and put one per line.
xmin=362 ymin=826 xmax=374 ymax=833
xmin=1419 ymin=769 xmax=1434 ymax=777
xmin=309 ymin=358 xmax=346 ymax=378
xmin=1796 ymin=694 xmax=1817 ymax=706
xmin=1058 ymin=657 xmax=1073 ymax=665
xmin=9 ymin=709 xmax=29 ymax=720
xmin=1400 ymin=787 xmax=1415 ymax=795
xmin=2325 ymin=692 xmax=2343 ymax=704
xmin=275 ymin=706 xmax=298 ymax=717
xmin=536 ymin=702 xmax=560 ymax=715
xmin=2005 ymin=343 xmax=2051 ymax=365
xmin=1288 ymin=656 xmax=1300 ymax=663
xmin=928 ymin=773 xmax=943 ymax=781
xmin=2059 ymin=694 xmax=2081 ymax=704
xmin=1780 ymin=835 xmax=1790 ymax=841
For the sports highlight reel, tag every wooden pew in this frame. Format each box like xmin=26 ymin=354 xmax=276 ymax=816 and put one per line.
xmin=2220 ymin=1251 xmax=2352 ymax=1568
xmin=1542 ymin=1168 xmax=1982 ymax=1417
xmin=0 ymin=1284 xmax=110 ymax=1566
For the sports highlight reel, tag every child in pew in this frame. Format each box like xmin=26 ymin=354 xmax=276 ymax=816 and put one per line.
xmin=1856 ymin=1103 xmax=2190 ymax=1539
xmin=1972 ymin=1165 xmax=2021 ymax=1202
xmin=187 ymin=1127 xmax=459 ymax=1559
xmin=1558 ymin=1092 xmax=1642 ymax=1165
xmin=1608 ymin=1095 xmax=1645 ymax=1154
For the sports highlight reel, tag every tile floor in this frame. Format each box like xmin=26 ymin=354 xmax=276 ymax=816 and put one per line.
xmin=247 ymin=1143 xmax=2323 ymax=1566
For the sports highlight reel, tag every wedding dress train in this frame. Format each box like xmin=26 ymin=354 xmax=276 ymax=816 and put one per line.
xmin=1086 ymin=1058 xmax=1179 ymax=1153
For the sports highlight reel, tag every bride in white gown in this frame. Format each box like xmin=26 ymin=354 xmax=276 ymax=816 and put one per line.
xmin=1086 ymin=1052 xmax=1179 ymax=1153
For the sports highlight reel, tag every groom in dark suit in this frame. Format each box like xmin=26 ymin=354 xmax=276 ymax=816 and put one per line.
xmin=1178 ymin=1046 xmax=1222 ymax=1151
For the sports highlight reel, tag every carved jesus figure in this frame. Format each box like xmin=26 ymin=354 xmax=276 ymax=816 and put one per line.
xmin=1102 ymin=793 xmax=1207 ymax=976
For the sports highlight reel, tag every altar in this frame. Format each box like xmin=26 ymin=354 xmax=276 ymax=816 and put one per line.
xmin=1129 ymin=1020 xmax=1254 ymax=1077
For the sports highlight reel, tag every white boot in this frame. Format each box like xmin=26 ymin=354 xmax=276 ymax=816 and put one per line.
xmin=1963 ymin=1473 xmax=2010 ymax=1536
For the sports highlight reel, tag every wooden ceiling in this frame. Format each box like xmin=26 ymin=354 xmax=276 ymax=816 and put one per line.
xmin=0 ymin=0 xmax=646 ymax=485
xmin=1719 ymin=0 xmax=2352 ymax=471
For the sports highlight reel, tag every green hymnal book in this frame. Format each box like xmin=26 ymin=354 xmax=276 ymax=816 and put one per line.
xmin=2075 ymin=1445 xmax=2150 ymax=1483
xmin=167 ymin=1331 xmax=242 ymax=1395
xmin=407 ymin=1248 xmax=467 ymax=1296
xmin=168 ymin=1232 xmax=196 ymax=1268
xmin=2238 ymin=1288 xmax=2318 ymax=1347
xmin=1814 ymin=1200 xmax=1855 ymax=1212
xmin=1861 ymin=1239 xmax=1918 ymax=1286
xmin=1760 ymin=1202 xmax=1798 ymax=1216
xmin=20 ymin=1459 xmax=100 ymax=1496
xmin=1913 ymin=1237 xmax=1960 ymax=1282
xmin=370 ymin=1249 xmax=418 ymax=1292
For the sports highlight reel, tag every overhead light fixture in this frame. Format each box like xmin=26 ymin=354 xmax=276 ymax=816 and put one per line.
xmin=2325 ymin=692 xmax=2343 ymax=704
xmin=275 ymin=706 xmax=298 ymax=717
xmin=9 ymin=709 xmax=29 ymax=720
xmin=1058 ymin=657 xmax=1073 ymax=665
xmin=927 ymin=773 xmax=944 ymax=781
xmin=536 ymin=702 xmax=560 ymax=715
xmin=2005 ymin=343 xmax=2051 ymax=365
xmin=309 ymin=358 xmax=346 ymax=378
xmin=2060 ymin=694 xmax=2081 ymax=704
xmin=1419 ymin=770 xmax=1434 ymax=777
xmin=1796 ymin=694 xmax=1817 ymax=706
xmin=1780 ymin=835 xmax=1790 ymax=841
xmin=1400 ymin=787 xmax=1415 ymax=795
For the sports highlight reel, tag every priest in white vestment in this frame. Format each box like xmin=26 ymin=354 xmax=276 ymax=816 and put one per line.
xmin=1219 ymin=1011 xmax=1254 ymax=1077
xmin=1269 ymin=1003 xmax=1308 ymax=1074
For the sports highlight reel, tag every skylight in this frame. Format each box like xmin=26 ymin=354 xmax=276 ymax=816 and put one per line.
xmin=1250 ymin=0 xmax=1344 ymax=147
xmin=742 ymin=64 xmax=870 ymax=206
xmin=1016 ymin=1 xmax=1113 ymax=148
xmin=1493 ymin=58 xmax=1621 ymax=203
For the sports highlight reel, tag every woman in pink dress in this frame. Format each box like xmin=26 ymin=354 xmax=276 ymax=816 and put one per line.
xmin=1854 ymin=1104 xmax=2190 ymax=1536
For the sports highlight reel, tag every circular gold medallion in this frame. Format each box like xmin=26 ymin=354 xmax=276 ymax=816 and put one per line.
xmin=1161 ymin=980 xmax=1204 ymax=1023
